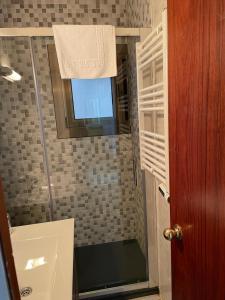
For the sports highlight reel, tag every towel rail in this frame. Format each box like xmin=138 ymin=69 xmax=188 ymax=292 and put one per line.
xmin=0 ymin=27 xmax=150 ymax=38
xmin=138 ymin=31 xmax=163 ymax=58
xmin=136 ymin=10 xmax=169 ymax=193
xmin=139 ymin=82 xmax=163 ymax=94
xmin=139 ymin=90 xmax=164 ymax=100
xmin=139 ymin=49 xmax=163 ymax=70
xmin=138 ymin=38 xmax=163 ymax=63
xmin=139 ymin=99 xmax=164 ymax=105
xmin=141 ymin=130 xmax=165 ymax=141
xmin=141 ymin=23 xmax=163 ymax=48
xmin=140 ymin=107 xmax=164 ymax=112
xmin=142 ymin=147 xmax=166 ymax=163
xmin=140 ymin=141 xmax=165 ymax=155
xmin=141 ymin=136 xmax=165 ymax=148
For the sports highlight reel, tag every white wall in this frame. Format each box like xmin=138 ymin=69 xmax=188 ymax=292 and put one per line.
xmin=0 ymin=245 xmax=11 ymax=300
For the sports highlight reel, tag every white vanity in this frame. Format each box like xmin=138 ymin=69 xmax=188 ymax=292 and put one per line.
xmin=11 ymin=219 xmax=74 ymax=300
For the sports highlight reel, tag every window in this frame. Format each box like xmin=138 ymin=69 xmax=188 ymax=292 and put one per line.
xmin=48 ymin=44 xmax=130 ymax=138
xmin=71 ymin=78 xmax=113 ymax=119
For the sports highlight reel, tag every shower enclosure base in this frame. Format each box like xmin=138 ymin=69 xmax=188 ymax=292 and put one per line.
xmin=79 ymin=284 xmax=158 ymax=300
xmin=76 ymin=239 xmax=148 ymax=293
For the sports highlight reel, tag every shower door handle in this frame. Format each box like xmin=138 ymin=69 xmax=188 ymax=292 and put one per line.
xmin=163 ymin=224 xmax=183 ymax=241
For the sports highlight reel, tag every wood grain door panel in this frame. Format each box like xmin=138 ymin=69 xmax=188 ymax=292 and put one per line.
xmin=168 ymin=1 xmax=225 ymax=299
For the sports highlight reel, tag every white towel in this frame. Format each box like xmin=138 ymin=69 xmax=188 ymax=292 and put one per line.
xmin=52 ymin=25 xmax=117 ymax=79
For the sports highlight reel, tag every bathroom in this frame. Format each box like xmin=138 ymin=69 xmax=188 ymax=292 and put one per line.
xmin=0 ymin=1 xmax=224 ymax=300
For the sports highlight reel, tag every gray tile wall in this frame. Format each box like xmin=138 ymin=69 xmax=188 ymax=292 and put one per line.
xmin=0 ymin=0 xmax=126 ymax=27
xmin=0 ymin=36 xmax=137 ymax=246
xmin=0 ymin=38 xmax=50 ymax=225
xmin=126 ymin=37 xmax=147 ymax=256
xmin=33 ymin=36 xmax=137 ymax=246
xmin=125 ymin=0 xmax=152 ymax=256
xmin=126 ymin=0 xmax=151 ymax=27
xmin=0 ymin=0 xmax=149 ymax=249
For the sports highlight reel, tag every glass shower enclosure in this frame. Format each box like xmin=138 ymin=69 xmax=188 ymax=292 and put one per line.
xmin=0 ymin=35 xmax=150 ymax=296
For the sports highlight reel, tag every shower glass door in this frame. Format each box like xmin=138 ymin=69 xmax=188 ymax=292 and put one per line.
xmin=0 ymin=35 xmax=150 ymax=295
xmin=0 ymin=37 xmax=51 ymax=226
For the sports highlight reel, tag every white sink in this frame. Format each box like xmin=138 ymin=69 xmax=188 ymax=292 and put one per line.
xmin=11 ymin=219 xmax=74 ymax=300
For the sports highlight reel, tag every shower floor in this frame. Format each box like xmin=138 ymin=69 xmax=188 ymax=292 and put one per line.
xmin=76 ymin=239 xmax=148 ymax=293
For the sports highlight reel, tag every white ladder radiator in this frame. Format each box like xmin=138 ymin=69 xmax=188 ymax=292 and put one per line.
xmin=136 ymin=11 xmax=169 ymax=194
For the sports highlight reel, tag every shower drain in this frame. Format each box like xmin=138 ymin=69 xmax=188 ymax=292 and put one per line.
xmin=20 ymin=287 xmax=33 ymax=297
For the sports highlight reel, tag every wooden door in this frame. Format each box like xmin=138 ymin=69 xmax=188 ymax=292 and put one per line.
xmin=0 ymin=178 xmax=20 ymax=299
xmin=168 ymin=1 xmax=225 ymax=299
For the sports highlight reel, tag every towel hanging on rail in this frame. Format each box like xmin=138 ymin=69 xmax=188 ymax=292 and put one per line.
xmin=52 ymin=25 xmax=117 ymax=79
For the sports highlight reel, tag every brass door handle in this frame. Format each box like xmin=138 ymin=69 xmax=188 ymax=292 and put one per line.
xmin=163 ymin=224 xmax=183 ymax=241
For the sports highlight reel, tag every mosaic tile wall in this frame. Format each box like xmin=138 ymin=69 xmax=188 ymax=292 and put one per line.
xmin=126 ymin=38 xmax=146 ymax=255
xmin=126 ymin=0 xmax=165 ymax=27
xmin=126 ymin=0 xmax=151 ymax=27
xmin=0 ymin=1 xmax=150 ymax=249
xmin=125 ymin=0 xmax=154 ymax=256
xmin=0 ymin=36 xmax=137 ymax=246
xmin=0 ymin=0 xmax=126 ymax=27
xmin=0 ymin=38 xmax=51 ymax=225
xmin=32 ymin=37 xmax=137 ymax=246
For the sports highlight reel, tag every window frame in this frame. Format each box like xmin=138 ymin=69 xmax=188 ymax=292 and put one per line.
xmin=47 ymin=44 xmax=130 ymax=139
xmin=64 ymin=77 xmax=118 ymax=137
